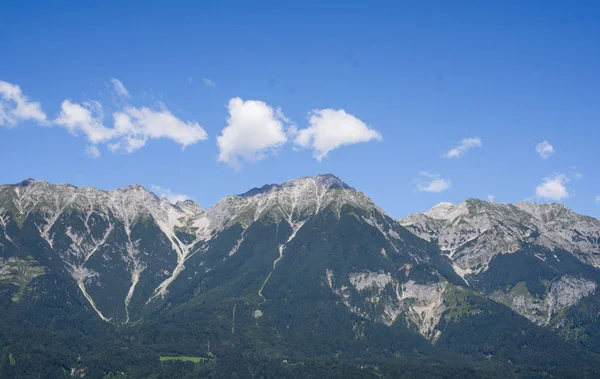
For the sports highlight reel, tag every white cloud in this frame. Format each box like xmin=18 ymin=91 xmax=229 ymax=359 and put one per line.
xmin=110 ymin=106 xmax=208 ymax=153
xmin=595 ymin=195 xmax=600 ymax=204
xmin=110 ymin=78 xmax=130 ymax=99
xmin=56 ymin=78 xmax=208 ymax=154
xmin=569 ymin=166 xmax=583 ymax=179
xmin=108 ymin=136 xmax=147 ymax=153
xmin=151 ymin=185 xmax=190 ymax=204
xmin=85 ymin=145 xmax=101 ymax=158
xmin=217 ymin=97 xmax=289 ymax=168
xmin=535 ymin=140 xmax=554 ymax=159
xmin=442 ymin=137 xmax=482 ymax=159
xmin=55 ymin=98 xmax=208 ymax=154
xmin=487 ymin=194 xmax=495 ymax=202
xmin=536 ymin=174 xmax=569 ymax=201
xmin=3 ymin=78 xmax=207 ymax=156
xmin=55 ymin=100 xmax=115 ymax=143
xmin=202 ymin=78 xmax=215 ymax=88
xmin=414 ymin=172 xmax=452 ymax=193
xmin=0 ymin=80 xmax=47 ymax=127
xmin=293 ymin=109 xmax=382 ymax=161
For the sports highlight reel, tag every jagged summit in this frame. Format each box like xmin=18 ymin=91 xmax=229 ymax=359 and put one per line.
xmin=212 ymin=173 xmax=377 ymax=228
xmin=1 ymin=179 xmax=198 ymax=216
xmin=422 ymin=201 xmax=466 ymax=220
xmin=514 ymin=201 xmax=572 ymax=222
xmin=0 ymin=174 xmax=379 ymax=244
xmin=6 ymin=174 xmax=355 ymax=212
xmin=0 ymin=175 xmax=393 ymax=324
xmin=239 ymin=174 xmax=350 ymax=198
xmin=0 ymin=175 xmax=374 ymax=235
xmin=16 ymin=178 xmax=38 ymax=186
xmin=400 ymin=198 xmax=600 ymax=275
xmin=116 ymin=183 xmax=151 ymax=193
xmin=175 ymin=199 xmax=205 ymax=214
xmin=7 ymin=178 xmax=155 ymax=197
xmin=12 ymin=178 xmax=80 ymax=189
xmin=408 ymin=198 xmax=572 ymax=222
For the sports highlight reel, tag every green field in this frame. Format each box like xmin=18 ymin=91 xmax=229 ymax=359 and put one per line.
xmin=159 ymin=356 xmax=214 ymax=364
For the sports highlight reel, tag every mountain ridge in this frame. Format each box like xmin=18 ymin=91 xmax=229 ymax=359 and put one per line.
xmin=4 ymin=173 xmax=355 ymax=206
xmin=0 ymin=174 xmax=396 ymax=321
xmin=3 ymin=175 xmax=600 ymax=377
xmin=399 ymin=198 xmax=600 ymax=271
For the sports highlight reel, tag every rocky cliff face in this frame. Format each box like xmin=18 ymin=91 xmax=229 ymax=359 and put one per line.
xmin=0 ymin=175 xmax=418 ymax=325
xmin=2 ymin=177 xmax=600 ymax=351
xmin=400 ymin=199 xmax=600 ymax=276
xmin=400 ymin=199 xmax=600 ymax=332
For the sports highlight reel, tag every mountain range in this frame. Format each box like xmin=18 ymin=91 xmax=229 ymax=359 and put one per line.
xmin=1 ymin=175 xmax=600 ymax=378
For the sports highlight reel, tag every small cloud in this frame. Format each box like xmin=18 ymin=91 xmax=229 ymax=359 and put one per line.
xmin=414 ymin=172 xmax=452 ymax=193
xmin=55 ymin=99 xmax=208 ymax=153
xmin=536 ymin=174 xmax=569 ymax=201
xmin=151 ymin=185 xmax=190 ymax=204
xmin=217 ymin=97 xmax=289 ymax=169
xmin=535 ymin=140 xmax=554 ymax=159
xmin=3 ymin=78 xmax=208 ymax=155
xmin=487 ymin=194 xmax=495 ymax=202
xmin=202 ymin=78 xmax=215 ymax=88
xmin=110 ymin=78 xmax=130 ymax=99
xmin=110 ymin=106 xmax=208 ymax=153
xmin=85 ymin=145 xmax=101 ymax=158
xmin=0 ymin=80 xmax=47 ymax=127
xmin=569 ymin=167 xmax=583 ymax=179
xmin=55 ymin=100 xmax=114 ymax=143
xmin=293 ymin=109 xmax=382 ymax=161
xmin=442 ymin=137 xmax=482 ymax=159
xmin=595 ymin=195 xmax=600 ymax=204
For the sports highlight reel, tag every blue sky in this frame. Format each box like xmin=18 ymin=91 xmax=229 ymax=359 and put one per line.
xmin=1 ymin=0 xmax=599 ymax=218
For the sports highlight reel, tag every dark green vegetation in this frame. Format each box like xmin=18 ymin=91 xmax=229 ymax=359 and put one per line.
xmin=1 ymin=178 xmax=600 ymax=378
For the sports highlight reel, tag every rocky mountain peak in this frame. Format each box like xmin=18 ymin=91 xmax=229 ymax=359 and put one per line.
xmin=16 ymin=178 xmax=38 ymax=187
xmin=175 ymin=199 xmax=205 ymax=215
xmin=401 ymin=198 xmax=600 ymax=276
xmin=239 ymin=174 xmax=350 ymax=198
xmin=423 ymin=201 xmax=468 ymax=220
xmin=515 ymin=201 xmax=570 ymax=222
xmin=221 ymin=173 xmax=377 ymax=226
xmin=116 ymin=183 xmax=149 ymax=193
